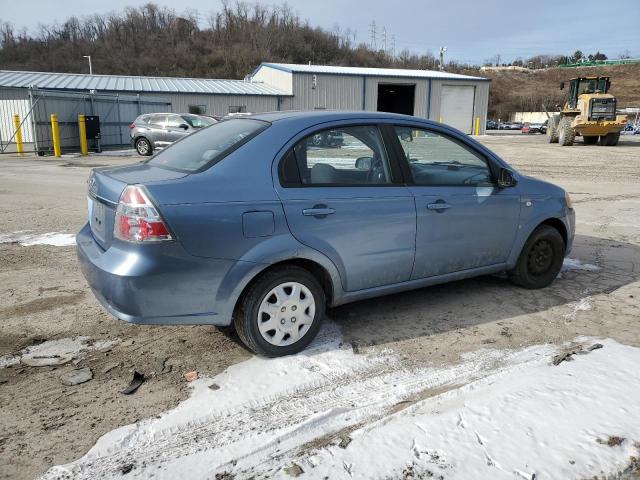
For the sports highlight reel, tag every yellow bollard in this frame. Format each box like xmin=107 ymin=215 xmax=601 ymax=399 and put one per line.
xmin=50 ymin=113 xmax=61 ymax=157
xmin=78 ymin=114 xmax=88 ymax=156
xmin=439 ymin=116 xmax=443 ymax=123
xmin=13 ymin=114 xmax=24 ymax=156
xmin=475 ymin=117 xmax=481 ymax=136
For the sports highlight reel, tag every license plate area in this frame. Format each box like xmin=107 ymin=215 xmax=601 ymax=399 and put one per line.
xmin=88 ymin=197 xmax=107 ymax=241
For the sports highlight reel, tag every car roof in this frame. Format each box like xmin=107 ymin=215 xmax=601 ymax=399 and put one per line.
xmin=246 ymin=110 xmax=444 ymax=131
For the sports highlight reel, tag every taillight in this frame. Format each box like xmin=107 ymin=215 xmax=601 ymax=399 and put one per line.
xmin=129 ymin=123 xmax=136 ymax=129
xmin=114 ymin=185 xmax=172 ymax=243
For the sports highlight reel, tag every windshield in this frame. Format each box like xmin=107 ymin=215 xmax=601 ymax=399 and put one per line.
xmin=148 ymin=118 xmax=269 ymax=172
xmin=577 ymin=78 xmax=608 ymax=95
xmin=182 ymin=115 xmax=215 ymax=128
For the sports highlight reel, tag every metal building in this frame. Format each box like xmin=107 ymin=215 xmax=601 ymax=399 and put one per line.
xmin=252 ymin=63 xmax=490 ymax=134
xmin=0 ymin=70 xmax=289 ymax=153
xmin=1 ymin=64 xmax=489 ymax=153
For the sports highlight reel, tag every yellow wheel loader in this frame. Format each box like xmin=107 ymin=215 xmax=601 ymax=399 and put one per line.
xmin=546 ymin=76 xmax=626 ymax=146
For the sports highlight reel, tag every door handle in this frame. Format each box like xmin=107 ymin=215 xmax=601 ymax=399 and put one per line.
xmin=427 ymin=202 xmax=452 ymax=210
xmin=302 ymin=207 xmax=335 ymax=217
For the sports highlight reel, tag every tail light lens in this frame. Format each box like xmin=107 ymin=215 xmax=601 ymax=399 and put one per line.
xmin=129 ymin=123 xmax=136 ymax=129
xmin=114 ymin=185 xmax=172 ymax=242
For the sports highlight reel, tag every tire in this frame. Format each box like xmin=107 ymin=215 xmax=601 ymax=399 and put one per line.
xmin=509 ymin=225 xmax=565 ymax=289
xmin=234 ymin=266 xmax=325 ymax=357
xmin=558 ymin=117 xmax=575 ymax=146
xmin=135 ymin=137 xmax=153 ymax=156
xmin=583 ymin=136 xmax=598 ymax=145
xmin=547 ymin=116 xmax=559 ymax=143
xmin=604 ymin=132 xmax=620 ymax=146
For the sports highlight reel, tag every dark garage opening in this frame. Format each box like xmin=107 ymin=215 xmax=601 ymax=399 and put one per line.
xmin=377 ymin=84 xmax=415 ymax=115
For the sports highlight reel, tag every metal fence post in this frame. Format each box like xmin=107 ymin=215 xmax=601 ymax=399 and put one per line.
xmin=116 ymin=95 xmax=123 ymax=145
xmin=50 ymin=113 xmax=61 ymax=157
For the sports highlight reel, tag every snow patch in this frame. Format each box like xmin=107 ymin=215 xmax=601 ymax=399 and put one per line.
xmin=0 ymin=337 xmax=119 ymax=369
xmin=562 ymin=257 xmax=600 ymax=272
xmin=564 ymin=296 xmax=594 ymax=320
xmin=0 ymin=231 xmax=76 ymax=247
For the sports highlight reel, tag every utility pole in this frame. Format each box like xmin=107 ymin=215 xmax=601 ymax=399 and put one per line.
xmin=83 ymin=55 xmax=93 ymax=75
xmin=439 ymin=46 xmax=447 ymax=71
xmin=391 ymin=35 xmax=396 ymax=58
xmin=369 ymin=21 xmax=377 ymax=50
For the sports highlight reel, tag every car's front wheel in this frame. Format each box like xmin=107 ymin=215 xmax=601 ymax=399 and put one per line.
xmin=234 ymin=266 xmax=325 ymax=357
xmin=509 ymin=225 xmax=565 ymax=289
xmin=135 ymin=137 xmax=153 ymax=156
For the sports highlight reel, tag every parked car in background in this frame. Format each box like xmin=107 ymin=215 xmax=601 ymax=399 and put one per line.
xmin=522 ymin=123 xmax=544 ymax=134
xmin=78 ymin=111 xmax=575 ymax=357
xmin=486 ymin=120 xmax=499 ymax=130
xmin=130 ymin=113 xmax=215 ymax=156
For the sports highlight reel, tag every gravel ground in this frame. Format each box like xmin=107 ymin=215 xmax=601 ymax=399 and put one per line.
xmin=1 ymin=134 xmax=639 ymax=479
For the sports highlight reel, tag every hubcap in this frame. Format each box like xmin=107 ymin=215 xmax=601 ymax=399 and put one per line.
xmin=137 ymin=140 xmax=149 ymax=154
xmin=527 ymin=239 xmax=554 ymax=276
xmin=257 ymin=282 xmax=315 ymax=347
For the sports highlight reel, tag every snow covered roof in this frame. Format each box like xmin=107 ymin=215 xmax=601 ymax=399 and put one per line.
xmin=256 ymin=62 xmax=489 ymax=81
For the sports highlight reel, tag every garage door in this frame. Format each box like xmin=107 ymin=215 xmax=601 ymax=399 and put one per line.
xmin=440 ymin=85 xmax=475 ymax=134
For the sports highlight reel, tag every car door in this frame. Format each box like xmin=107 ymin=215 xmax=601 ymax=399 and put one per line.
xmin=390 ymin=125 xmax=521 ymax=279
xmin=164 ymin=114 xmax=191 ymax=144
xmin=145 ymin=114 xmax=169 ymax=147
xmin=276 ymin=124 xmax=416 ymax=292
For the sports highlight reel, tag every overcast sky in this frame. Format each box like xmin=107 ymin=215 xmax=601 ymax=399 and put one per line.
xmin=1 ymin=0 xmax=638 ymax=64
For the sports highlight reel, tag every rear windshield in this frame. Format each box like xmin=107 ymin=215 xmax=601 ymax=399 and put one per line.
xmin=148 ymin=118 xmax=269 ymax=172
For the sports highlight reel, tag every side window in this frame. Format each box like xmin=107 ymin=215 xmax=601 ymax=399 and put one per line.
xmin=148 ymin=114 xmax=167 ymax=127
xmin=394 ymin=127 xmax=493 ymax=187
xmin=166 ymin=115 xmax=186 ymax=128
xmin=290 ymin=126 xmax=392 ymax=186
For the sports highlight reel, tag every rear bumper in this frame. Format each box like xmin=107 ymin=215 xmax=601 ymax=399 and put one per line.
xmin=76 ymin=223 xmax=237 ymax=326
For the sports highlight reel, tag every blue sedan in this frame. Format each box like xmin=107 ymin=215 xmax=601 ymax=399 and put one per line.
xmin=77 ymin=111 xmax=575 ymax=356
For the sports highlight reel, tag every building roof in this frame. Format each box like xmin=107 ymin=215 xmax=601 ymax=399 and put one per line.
xmin=0 ymin=70 xmax=290 ymax=96
xmin=255 ymin=63 xmax=488 ymax=81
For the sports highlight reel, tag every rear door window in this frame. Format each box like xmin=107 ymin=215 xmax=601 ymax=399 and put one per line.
xmin=288 ymin=126 xmax=394 ymax=186
xmin=148 ymin=118 xmax=269 ymax=172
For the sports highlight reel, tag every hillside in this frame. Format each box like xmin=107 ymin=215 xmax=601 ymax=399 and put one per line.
xmin=478 ymin=64 xmax=640 ymax=119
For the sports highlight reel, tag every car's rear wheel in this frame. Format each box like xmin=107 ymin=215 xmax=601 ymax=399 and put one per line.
xmin=509 ymin=225 xmax=565 ymax=289
xmin=234 ymin=266 xmax=325 ymax=357
xmin=135 ymin=137 xmax=153 ymax=156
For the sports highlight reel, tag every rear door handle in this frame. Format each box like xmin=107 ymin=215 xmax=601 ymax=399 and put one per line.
xmin=302 ymin=207 xmax=335 ymax=217
xmin=427 ymin=202 xmax=452 ymax=210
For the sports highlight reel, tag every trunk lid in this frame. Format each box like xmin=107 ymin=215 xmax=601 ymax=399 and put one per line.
xmin=87 ymin=163 xmax=188 ymax=250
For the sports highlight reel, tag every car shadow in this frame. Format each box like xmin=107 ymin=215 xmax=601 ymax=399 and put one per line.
xmin=325 ymin=234 xmax=639 ymax=350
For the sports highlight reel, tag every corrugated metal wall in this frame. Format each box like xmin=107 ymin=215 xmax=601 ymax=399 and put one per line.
xmin=0 ymin=88 xmax=34 ymax=148
xmin=281 ymin=74 xmax=362 ymax=111
xmin=118 ymin=93 xmax=281 ymax=117
xmin=280 ymin=72 xmax=488 ymax=134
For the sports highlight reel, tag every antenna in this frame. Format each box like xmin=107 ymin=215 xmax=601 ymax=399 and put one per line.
xmin=439 ymin=46 xmax=447 ymax=71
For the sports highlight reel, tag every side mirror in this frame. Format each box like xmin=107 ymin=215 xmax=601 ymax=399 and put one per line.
xmin=355 ymin=156 xmax=373 ymax=170
xmin=559 ymin=81 xmax=565 ymax=90
xmin=179 ymin=123 xmax=189 ymax=130
xmin=497 ymin=168 xmax=517 ymax=188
